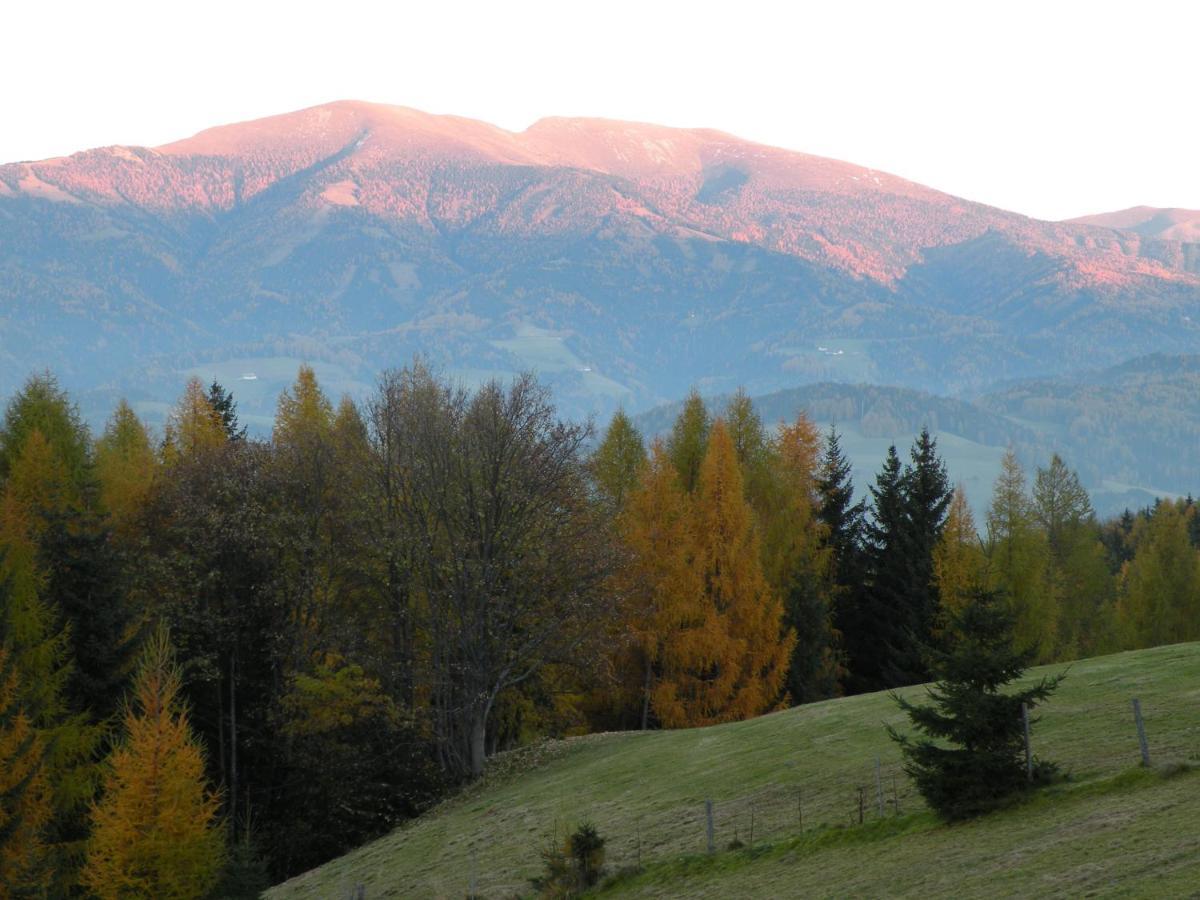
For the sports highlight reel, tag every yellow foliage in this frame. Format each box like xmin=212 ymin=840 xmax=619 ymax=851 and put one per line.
xmin=1114 ymin=501 xmax=1200 ymax=650
xmin=273 ymin=365 xmax=334 ymax=449
xmin=934 ymin=485 xmax=986 ymax=630
xmin=161 ymin=378 xmax=225 ymax=463
xmin=95 ymin=400 xmax=158 ymax=537
xmin=82 ymin=628 xmax=225 ymax=900
xmin=0 ymin=649 xmax=53 ymax=897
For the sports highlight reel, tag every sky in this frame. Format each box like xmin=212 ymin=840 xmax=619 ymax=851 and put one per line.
xmin=3 ymin=0 xmax=1196 ymax=221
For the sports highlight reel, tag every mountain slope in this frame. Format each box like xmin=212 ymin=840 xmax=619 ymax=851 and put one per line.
xmin=1070 ymin=206 xmax=1200 ymax=244
xmin=267 ymin=642 xmax=1200 ymax=898
xmin=2 ymin=101 xmax=1199 ymax=425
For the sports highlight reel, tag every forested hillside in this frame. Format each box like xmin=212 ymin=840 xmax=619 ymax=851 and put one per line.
xmin=3 ymin=365 xmax=1199 ymax=892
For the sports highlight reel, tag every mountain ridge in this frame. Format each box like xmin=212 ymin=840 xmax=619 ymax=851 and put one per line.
xmin=1 ymin=100 xmax=1198 ymax=429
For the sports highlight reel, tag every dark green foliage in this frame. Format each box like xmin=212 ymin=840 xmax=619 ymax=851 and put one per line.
xmin=206 ymin=381 xmax=247 ymax=443
xmin=213 ymin=824 xmax=271 ymax=899
xmin=0 ymin=373 xmax=92 ymax=487
xmin=854 ymin=431 xmax=952 ymax=691
xmin=818 ymin=427 xmax=866 ymax=689
xmin=532 ymin=822 xmax=606 ymax=897
xmin=666 ymin=390 xmax=710 ymax=494
xmin=888 ymin=589 xmax=1063 ymax=820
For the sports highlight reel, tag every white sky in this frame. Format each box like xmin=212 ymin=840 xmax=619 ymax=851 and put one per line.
xmin=3 ymin=0 xmax=1196 ymax=221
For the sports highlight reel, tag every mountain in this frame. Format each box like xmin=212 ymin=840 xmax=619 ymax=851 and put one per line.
xmin=2 ymin=100 xmax=1199 ymax=428
xmin=1069 ymin=206 xmax=1200 ymax=244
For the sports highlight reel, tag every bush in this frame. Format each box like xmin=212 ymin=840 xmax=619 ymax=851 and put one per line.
xmin=531 ymin=822 xmax=607 ymax=898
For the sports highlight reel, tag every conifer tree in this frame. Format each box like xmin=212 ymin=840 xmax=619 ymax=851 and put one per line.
xmin=933 ymin=485 xmax=986 ymax=630
xmin=666 ymin=390 xmax=710 ymax=494
xmin=889 ymin=588 xmax=1062 ymax=820
xmin=207 ymin=381 xmax=247 ymax=443
xmin=95 ymin=400 xmax=158 ymax=539
xmin=0 ymin=373 xmax=93 ymax=489
xmin=619 ymin=443 xmax=708 ymax=729
xmin=82 ymin=626 xmax=225 ymax=900
xmin=1114 ymin=501 xmax=1200 ymax=649
xmin=855 ymin=445 xmax=907 ymax=691
xmin=761 ymin=416 xmax=840 ymax=703
xmin=986 ymin=450 xmax=1055 ymax=661
xmin=0 ymin=646 xmax=53 ymax=894
xmin=688 ymin=420 xmax=794 ymax=721
xmin=162 ymin=378 xmax=226 ymax=462
xmin=591 ymin=410 xmax=647 ymax=511
xmin=816 ymin=427 xmax=866 ymax=675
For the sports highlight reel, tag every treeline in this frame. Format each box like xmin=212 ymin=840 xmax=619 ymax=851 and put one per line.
xmin=2 ymin=367 xmax=1199 ymax=892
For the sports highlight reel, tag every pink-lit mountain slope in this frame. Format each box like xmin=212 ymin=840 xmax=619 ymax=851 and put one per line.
xmin=1 ymin=100 xmax=1198 ymax=426
xmin=1070 ymin=206 xmax=1200 ymax=245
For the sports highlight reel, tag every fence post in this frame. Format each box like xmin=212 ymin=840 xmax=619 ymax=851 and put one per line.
xmin=874 ymin=757 xmax=885 ymax=816
xmin=1021 ymin=703 xmax=1033 ymax=783
xmin=705 ymin=799 xmax=715 ymax=854
xmin=1132 ymin=698 xmax=1151 ymax=767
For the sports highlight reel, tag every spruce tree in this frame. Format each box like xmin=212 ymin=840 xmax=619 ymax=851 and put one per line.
xmin=817 ymin=427 xmax=866 ymax=684
xmin=855 ymin=445 xmax=907 ymax=691
xmin=889 ymin=588 xmax=1063 ymax=820
xmin=207 ymin=381 xmax=248 ymax=443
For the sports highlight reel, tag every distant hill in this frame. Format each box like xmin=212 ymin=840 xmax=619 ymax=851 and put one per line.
xmin=2 ymin=100 xmax=1200 ymax=427
xmin=633 ymin=361 xmax=1200 ymax=519
xmin=1070 ymin=206 xmax=1200 ymax=244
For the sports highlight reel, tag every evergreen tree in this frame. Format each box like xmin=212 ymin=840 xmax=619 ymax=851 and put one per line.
xmin=888 ymin=589 xmax=1063 ymax=820
xmin=855 ymin=445 xmax=908 ymax=691
xmin=207 ymin=381 xmax=247 ymax=443
xmin=590 ymin=410 xmax=646 ymax=511
xmin=666 ymin=390 xmax=710 ymax=494
xmin=0 ymin=373 xmax=93 ymax=489
xmin=816 ymin=427 xmax=866 ymax=682
xmin=82 ymin=626 xmax=225 ymax=900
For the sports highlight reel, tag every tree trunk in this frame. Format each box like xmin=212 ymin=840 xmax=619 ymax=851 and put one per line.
xmin=469 ymin=711 xmax=488 ymax=778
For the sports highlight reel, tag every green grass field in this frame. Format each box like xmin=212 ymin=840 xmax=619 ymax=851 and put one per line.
xmin=268 ymin=643 xmax=1200 ymax=899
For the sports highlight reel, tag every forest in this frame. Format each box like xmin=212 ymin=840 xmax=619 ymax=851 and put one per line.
xmin=2 ymin=363 xmax=1199 ymax=895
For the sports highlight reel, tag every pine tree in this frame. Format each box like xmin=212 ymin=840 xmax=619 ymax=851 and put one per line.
xmin=0 ymin=646 xmax=53 ymax=894
xmin=591 ymin=410 xmax=647 ymax=511
xmin=888 ymin=588 xmax=1063 ymax=820
xmin=666 ymin=390 xmax=710 ymax=494
xmin=0 ymin=373 xmax=93 ymax=490
xmin=82 ymin=626 xmax=225 ymax=900
xmin=855 ymin=445 xmax=907 ymax=691
xmin=689 ymin=420 xmax=794 ymax=721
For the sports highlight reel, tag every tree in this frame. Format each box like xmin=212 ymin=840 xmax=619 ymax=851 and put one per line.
xmin=616 ymin=442 xmax=705 ymax=729
xmin=375 ymin=368 xmax=616 ymax=777
xmin=94 ymin=400 xmax=158 ymax=539
xmin=933 ymin=485 xmax=986 ymax=630
xmin=816 ymin=427 xmax=866 ymax=683
xmin=666 ymin=390 xmax=710 ymax=494
xmin=685 ymin=420 xmax=794 ymax=722
xmin=985 ymin=450 xmax=1055 ymax=662
xmin=206 ymin=381 xmax=247 ymax=443
xmin=0 ymin=646 xmax=53 ymax=894
xmin=162 ymin=378 xmax=226 ymax=462
xmin=761 ymin=416 xmax=840 ymax=703
xmin=0 ymin=373 xmax=92 ymax=490
xmin=888 ymin=589 xmax=1063 ymax=820
xmin=82 ymin=626 xmax=225 ymax=900
xmin=1114 ymin=501 xmax=1200 ymax=649
xmin=590 ymin=410 xmax=646 ymax=512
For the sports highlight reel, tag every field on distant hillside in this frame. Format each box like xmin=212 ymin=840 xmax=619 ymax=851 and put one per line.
xmin=269 ymin=643 xmax=1200 ymax=899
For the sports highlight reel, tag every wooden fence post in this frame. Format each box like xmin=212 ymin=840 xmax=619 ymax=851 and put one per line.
xmin=874 ymin=757 xmax=885 ymax=816
xmin=1132 ymin=698 xmax=1151 ymax=767
xmin=705 ymin=799 xmax=715 ymax=854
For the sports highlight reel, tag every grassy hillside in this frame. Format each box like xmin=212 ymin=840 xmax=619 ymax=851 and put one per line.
xmin=269 ymin=643 xmax=1200 ymax=899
